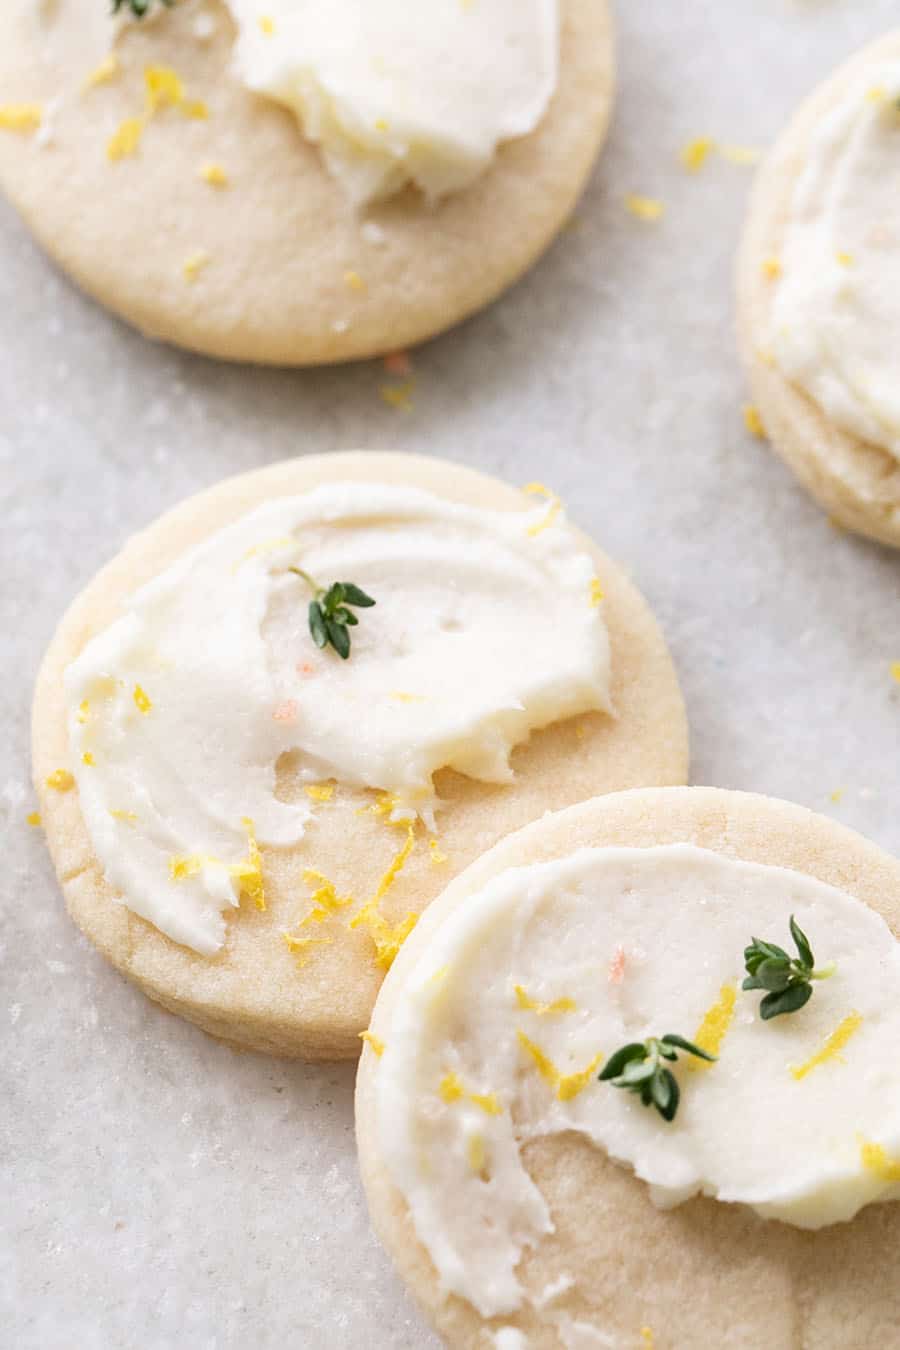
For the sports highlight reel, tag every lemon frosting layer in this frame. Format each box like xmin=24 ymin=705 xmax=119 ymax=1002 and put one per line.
xmin=226 ymin=0 xmax=559 ymax=204
xmin=771 ymin=65 xmax=900 ymax=459
xmin=375 ymin=845 xmax=900 ymax=1319
xmin=64 ymin=484 xmax=610 ymax=955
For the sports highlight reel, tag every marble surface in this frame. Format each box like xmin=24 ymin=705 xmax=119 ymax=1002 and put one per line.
xmin=4 ymin=2 xmax=900 ymax=1347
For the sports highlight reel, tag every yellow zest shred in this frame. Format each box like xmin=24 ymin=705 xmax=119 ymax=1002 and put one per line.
xmin=679 ymin=136 xmax=714 ymax=172
xmin=183 ymin=250 xmax=210 ymax=282
xmin=390 ymin=691 xmax=426 ymax=703
xmin=282 ymin=932 xmax=330 ymax=965
xmin=344 ymin=269 xmax=366 ymax=292
xmin=77 ymin=700 xmax=91 ymax=724
xmin=762 ymin=257 xmax=782 ymax=279
xmin=144 ymin=65 xmax=184 ymax=112
xmin=133 ymin=684 xmax=152 ymax=714
xmin=379 ymin=381 xmax=414 ymax=412
xmin=891 ymin=661 xmax=900 ymax=684
xmin=107 ymin=117 xmax=143 ymax=161
xmin=181 ymin=99 xmax=208 ymax=120
xmin=27 ymin=811 xmax=42 ymax=827
xmin=836 ymin=251 xmax=854 ymax=268
xmin=624 ymin=193 xmax=664 ymax=222
xmin=743 ymin=404 xmax=766 ymax=439
xmin=82 ymin=752 xmax=95 ymax=766
xmin=467 ymin=1131 xmax=487 ymax=1175
xmin=689 ymin=983 xmax=737 ymax=1068
xmin=641 ymin=1330 xmax=655 ymax=1350
xmin=866 ymin=85 xmax=887 ymax=103
xmin=0 ymin=104 xmax=42 ymax=133
xmin=200 ymin=162 xmax=229 ymax=187
xmin=523 ymin=481 xmax=562 ymax=537
xmin=860 ymin=1139 xmax=900 ymax=1182
xmin=374 ymin=117 xmax=390 ymax=133
xmin=109 ymin=809 xmax=138 ymax=824
xmin=359 ymin=1029 xmax=385 ymax=1057
xmin=301 ymin=868 xmax=352 ymax=922
xmin=790 ymin=1013 xmax=862 ymax=1081
xmin=45 ymin=769 xmax=75 ymax=792
xmin=429 ymin=839 xmax=448 ymax=865
xmin=830 ymin=788 xmax=844 ymax=804
xmin=515 ymin=985 xmax=576 ymax=1016
xmin=428 ymin=964 xmax=449 ymax=986
xmin=439 ymin=1072 xmax=502 ymax=1115
xmin=589 ymin=577 xmax=604 ymax=607
xmin=304 ymin=783 xmax=335 ymax=802
xmin=517 ymin=1031 xmax=601 ymax=1101
xmin=83 ymin=54 xmax=120 ymax=91
xmin=234 ymin=817 xmax=266 ymax=910
xmin=349 ymin=824 xmax=419 ymax=968
xmin=259 ymin=15 xmax=276 ymax=34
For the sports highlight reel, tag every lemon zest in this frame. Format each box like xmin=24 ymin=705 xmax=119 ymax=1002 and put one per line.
xmin=689 ymin=983 xmax=737 ymax=1068
xmin=26 ymin=811 xmax=42 ymax=827
xmin=439 ymin=1072 xmax=502 ymax=1114
xmin=429 ymin=839 xmax=448 ymax=865
xmin=144 ymin=65 xmax=184 ymax=112
xmin=259 ymin=15 xmax=276 ymax=34
xmin=641 ymin=1330 xmax=655 ymax=1350
xmin=82 ymin=752 xmax=95 ymax=766
xmin=359 ymin=1029 xmax=385 ymax=1057
xmin=300 ymin=868 xmax=352 ymax=923
xmin=743 ymin=404 xmax=766 ymax=439
xmin=790 ymin=1013 xmax=862 ymax=1081
xmin=719 ymin=144 xmax=762 ymax=166
xmin=282 ymin=932 xmax=330 ymax=965
xmin=46 ymin=769 xmax=75 ymax=792
xmin=523 ymin=481 xmax=562 ymax=536
xmin=169 ymin=819 xmax=265 ymax=909
xmin=350 ymin=824 xmax=418 ymax=968
xmin=181 ymin=99 xmax=208 ymax=120
xmin=133 ymin=684 xmax=152 ymax=714
xmin=0 ymin=104 xmax=42 ymax=133
xmin=304 ymin=783 xmax=335 ymax=803
xmin=77 ymin=700 xmax=91 ymax=724
xmin=624 ymin=193 xmax=664 ymax=222
xmin=679 ymin=136 xmax=714 ymax=172
xmin=107 ymin=117 xmax=143 ymax=161
xmin=589 ymin=577 xmax=604 ymax=607
xmin=836 ymin=250 xmax=854 ymax=268
xmin=517 ymin=1031 xmax=601 ymax=1101
xmin=891 ymin=661 xmax=900 ymax=684
xmin=344 ymin=269 xmax=366 ymax=292
xmin=200 ymin=162 xmax=229 ymax=187
xmin=83 ymin=54 xmax=119 ymax=91
xmin=183 ymin=250 xmax=210 ymax=282
xmin=514 ymin=985 xmax=576 ymax=1016
xmin=860 ymin=1139 xmax=900 ymax=1182
xmin=109 ymin=809 xmax=138 ymax=824
xmin=390 ymin=691 xmax=426 ymax=703
xmin=762 ymin=257 xmax=782 ymax=279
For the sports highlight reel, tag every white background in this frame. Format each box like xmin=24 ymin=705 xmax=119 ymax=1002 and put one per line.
xmin=3 ymin=2 xmax=900 ymax=1346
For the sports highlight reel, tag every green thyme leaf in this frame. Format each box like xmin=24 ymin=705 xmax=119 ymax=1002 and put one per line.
xmin=742 ymin=914 xmax=833 ymax=1020
xmin=597 ymin=1035 xmax=715 ymax=1123
xmin=290 ymin=568 xmax=376 ymax=661
xmin=112 ymin=0 xmax=174 ymax=16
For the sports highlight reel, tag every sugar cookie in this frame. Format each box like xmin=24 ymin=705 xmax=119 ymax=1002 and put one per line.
xmin=357 ymin=785 xmax=900 ymax=1348
xmin=738 ymin=32 xmax=900 ymax=546
xmin=32 ymin=453 xmax=687 ymax=1059
xmin=0 ymin=0 xmax=614 ymax=364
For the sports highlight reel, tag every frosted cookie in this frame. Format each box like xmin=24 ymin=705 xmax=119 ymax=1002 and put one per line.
xmin=356 ymin=785 xmax=900 ymax=1348
xmin=32 ymin=453 xmax=687 ymax=1059
xmin=738 ymin=32 xmax=900 ymax=546
xmin=0 ymin=0 xmax=614 ymax=365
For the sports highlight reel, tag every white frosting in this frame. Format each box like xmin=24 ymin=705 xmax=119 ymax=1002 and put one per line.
xmin=65 ymin=484 xmax=610 ymax=955
xmin=225 ymin=0 xmax=558 ymax=204
xmin=771 ymin=65 xmax=900 ymax=459
xmin=375 ymin=845 xmax=900 ymax=1319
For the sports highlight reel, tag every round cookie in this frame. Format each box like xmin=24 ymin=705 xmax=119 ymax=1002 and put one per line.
xmin=356 ymin=785 xmax=900 ymax=1348
xmin=32 ymin=452 xmax=687 ymax=1060
xmin=737 ymin=32 xmax=900 ymax=548
xmin=0 ymin=0 xmax=614 ymax=366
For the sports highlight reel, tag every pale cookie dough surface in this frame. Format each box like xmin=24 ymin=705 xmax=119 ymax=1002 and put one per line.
xmin=31 ymin=453 xmax=688 ymax=1060
xmin=737 ymin=31 xmax=900 ymax=548
xmin=356 ymin=786 xmax=900 ymax=1350
xmin=0 ymin=0 xmax=614 ymax=366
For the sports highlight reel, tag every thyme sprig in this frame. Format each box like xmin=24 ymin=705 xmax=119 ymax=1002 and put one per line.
xmin=742 ymin=914 xmax=835 ymax=1020
xmin=113 ymin=0 xmax=174 ymax=16
xmin=598 ymin=1035 xmax=715 ymax=1123
xmin=289 ymin=568 xmax=375 ymax=660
